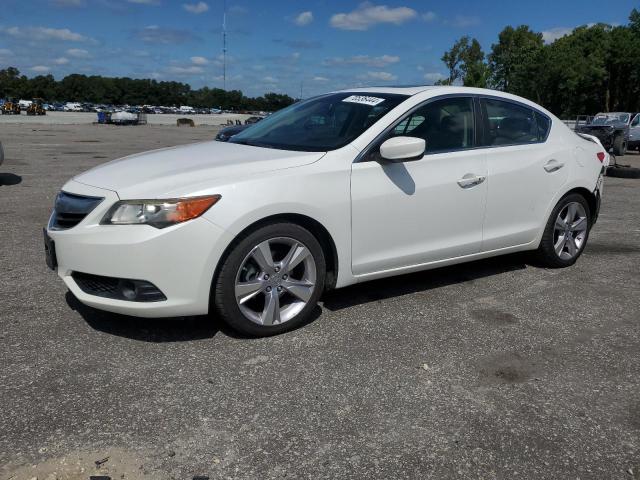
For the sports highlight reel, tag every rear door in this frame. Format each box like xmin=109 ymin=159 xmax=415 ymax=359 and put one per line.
xmin=479 ymin=97 xmax=569 ymax=251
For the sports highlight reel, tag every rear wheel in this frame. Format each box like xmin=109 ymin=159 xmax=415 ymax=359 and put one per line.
xmin=535 ymin=194 xmax=591 ymax=268
xmin=214 ymin=222 xmax=325 ymax=337
xmin=613 ymin=134 xmax=627 ymax=156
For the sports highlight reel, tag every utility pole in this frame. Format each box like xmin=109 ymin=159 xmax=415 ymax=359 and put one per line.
xmin=300 ymin=79 xmax=303 ymax=99
xmin=222 ymin=0 xmax=227 ymax=91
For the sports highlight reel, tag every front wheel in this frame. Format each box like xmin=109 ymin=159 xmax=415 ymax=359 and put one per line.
xmin=213 ymin=222 xmax=326 ymax=337
xmin=535 ymin=193 xmax=591 ymax=268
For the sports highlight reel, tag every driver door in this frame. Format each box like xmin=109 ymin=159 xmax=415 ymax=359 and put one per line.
xmin=350 ymin=96 xmax=487 ymax=276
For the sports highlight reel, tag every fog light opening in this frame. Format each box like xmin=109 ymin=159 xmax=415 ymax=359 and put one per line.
xmin=120 ymin=280 xmax=138 ymax=301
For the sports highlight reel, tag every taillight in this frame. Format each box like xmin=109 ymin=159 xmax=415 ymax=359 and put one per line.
xmin=596 ymin=152 xmax=606 ymax=162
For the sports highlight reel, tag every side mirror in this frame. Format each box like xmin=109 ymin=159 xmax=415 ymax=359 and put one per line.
xmin=379 ymin=136 xmax=425 ymax=162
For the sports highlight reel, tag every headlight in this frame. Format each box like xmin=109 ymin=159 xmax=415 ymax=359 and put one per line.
xmin=101 ymin=195 xmax=220 ymax=228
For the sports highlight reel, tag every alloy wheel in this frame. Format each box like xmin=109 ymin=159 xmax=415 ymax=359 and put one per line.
xmin=234 ymin=237 xmax=317 ymax=326
xmin=553 ymin=202 xmax=588 ymax=260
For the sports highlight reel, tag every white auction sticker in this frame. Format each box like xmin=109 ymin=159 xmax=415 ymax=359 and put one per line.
xmin=342 ymin=95 xmax=385 ymax=106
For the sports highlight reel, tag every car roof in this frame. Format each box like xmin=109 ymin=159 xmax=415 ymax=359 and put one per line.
xmin=331 ymin=85 xmax=557 ymax=117
xmin=331 ymin=85 xmax=543 ymax=100
xmin=332 ymin=85 xmax=442 ymax=96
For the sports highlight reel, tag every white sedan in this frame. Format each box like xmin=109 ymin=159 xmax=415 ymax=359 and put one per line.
xmin=45 ymin=86 xmax=605 ymax=336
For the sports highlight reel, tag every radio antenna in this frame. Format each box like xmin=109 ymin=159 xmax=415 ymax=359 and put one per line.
xmin=222 ymin=0 xmax=227 ymax=90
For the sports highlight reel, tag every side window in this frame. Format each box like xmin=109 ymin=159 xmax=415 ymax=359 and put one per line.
xmin=632 ymin=114 xmax=640 ymax=127
xmin=482 ymin=98 xmax=539 ymax=146
xmin=534 ymin=111 xmax=551 ymax=141
xmin=390 ymin=96 xmax=475 ymax=153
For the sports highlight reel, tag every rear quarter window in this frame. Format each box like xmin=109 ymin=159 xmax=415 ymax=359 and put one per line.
xmin=534 ymin=111 xmax=551 ymax=141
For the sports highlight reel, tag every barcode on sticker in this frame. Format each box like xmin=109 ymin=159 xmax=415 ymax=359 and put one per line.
xmin=342 ymin=95 xmax=385 ymax=106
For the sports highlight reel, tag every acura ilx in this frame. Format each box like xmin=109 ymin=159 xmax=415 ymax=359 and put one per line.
xmin=45 ymin=86 xmax=605 ymax=336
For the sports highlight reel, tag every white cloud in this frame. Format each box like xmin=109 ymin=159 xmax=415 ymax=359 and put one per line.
xmin=31 ymin=65 xmax=51 ymax=73
xmin=51 ymin=0 xmax=85 ymax=6
xmin=0 ymin=26 xmax=92 ymax=42
xmin=330 ymin=3 xmax=417 ymax=31
xmin=127 ymin=0 xmax=160 ymax=4
xmin=190 ymin=56 xmax=209 ymax=65
xmin=363 ymin=71 xmax=397 ymax=81
xmin=183 ymin=1 xmax=209 ymax=14
xmin=423 ymin=72 xmax=444 ymax=83
xmin=66 ymin=48 xmax=91 ymax=58
xmin=422 ymin=11 xmax=436 ymax=22
xmin=136 ymin=25 xmax=194 ymax=44
xmin=541 ymin=27 xmax=573 ymax=43
xmin=312 ymin=76 xmax=329 ymax=82
xmin=54 ymin=57 xmax=70 ymax=65
xmin=446 ymin=15 xmax=480 ymax=28
xmin=263 ymin=76 xmax=278 ymax=83
xmin=0 ymin=48 xmax=13 ymax=56
xmin=294 ymin=11 xmax=313 ymax=26
xmin=324 ymin=54 xmax=399 ymax=68
xmin=168 ymin=65 xmax=204 ymax=74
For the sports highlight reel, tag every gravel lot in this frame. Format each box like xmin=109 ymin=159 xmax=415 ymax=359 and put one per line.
xmin=0 ymin=124 xmax=639 ymax=480
xmin=0 ymin=111 xmax=250 ymax=126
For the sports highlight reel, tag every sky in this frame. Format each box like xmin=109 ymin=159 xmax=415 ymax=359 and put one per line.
xmin=0 ymin=0 xmax=637 ymax=98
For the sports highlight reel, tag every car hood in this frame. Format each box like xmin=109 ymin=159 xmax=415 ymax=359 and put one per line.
xmin=73 ymin=141 xmax=325 ymax=198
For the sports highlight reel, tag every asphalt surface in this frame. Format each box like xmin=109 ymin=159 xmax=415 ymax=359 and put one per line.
xmin=0 ymin=112 xmax=251 ymax=126
xmin=0 ymin=124 xmax=639 ymax=480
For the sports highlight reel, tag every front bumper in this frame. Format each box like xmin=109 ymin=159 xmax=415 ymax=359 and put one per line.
xmin=47 ymin=180 xmax=233 ymax=317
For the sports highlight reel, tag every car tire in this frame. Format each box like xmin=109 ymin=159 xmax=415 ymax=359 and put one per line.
xmin=535 ymin=193 xmax=591 ymax=268
xmin=613 ymin=135 xmax=627 ymax=156
xmin=213 ymin=222 xmax=326 ymax=337
xmin=606 ymin=166 xmax=640 ymax=179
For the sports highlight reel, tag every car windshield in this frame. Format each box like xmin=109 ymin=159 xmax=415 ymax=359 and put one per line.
xmin=591 ymin=113 xmax=630 ymax=125
xmin=229 ymin=92 xmax=408 ymax=151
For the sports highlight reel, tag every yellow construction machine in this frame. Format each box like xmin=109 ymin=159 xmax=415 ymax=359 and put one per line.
xmin=26 ymin=98 xmax=46 ymax=116
xmin=1 ymin=98 xmax=20 ymax=115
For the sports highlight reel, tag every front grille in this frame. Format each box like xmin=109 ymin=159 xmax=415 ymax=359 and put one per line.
xmin=50 ymin=191 xmax=104 ymax=230
xmin=72 ymin=272 xmax=166 ymax=302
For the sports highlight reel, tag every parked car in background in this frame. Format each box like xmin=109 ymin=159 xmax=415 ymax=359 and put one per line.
xmin=64 ymin=102 xmax=83 ymax=112
xmin=244 ymin=116 xmax=264 ymax=125
xmin=215 ymin=123 xmax=252 ymax=141
xmin=576 ymin=112 xmax=635 ymax=155
xmin=45 ymin=86 xmax=605 ymax=337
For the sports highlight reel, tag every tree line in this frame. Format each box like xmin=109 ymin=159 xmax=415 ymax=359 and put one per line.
xmin=437 ymin=8 xmax=640 ymax=118
xmin=0 ymin=68 xmax=296 ymax=111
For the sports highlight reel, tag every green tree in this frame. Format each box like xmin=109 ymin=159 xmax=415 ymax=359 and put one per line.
xmin=439 ymin=36 xmax=489 ymax=87
xmin=488 ymin=25 xmax=545 ymax=100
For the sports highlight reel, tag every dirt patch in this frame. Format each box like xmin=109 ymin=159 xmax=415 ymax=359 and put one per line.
xmin=477 ymin=352 xmax=539 ymax=385
xmin=2 ymin=447 xmax=158 ymax=480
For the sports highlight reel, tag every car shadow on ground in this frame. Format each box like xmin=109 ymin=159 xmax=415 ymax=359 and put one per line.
xmin=322 ymin=253 xmax=529 ymax=311
xmin=66 ymin=253 xmax=528 ymax=342
xmin=0 ymin=173 xmax=22 ymax=186
xmin=65 ymin=291 xmax=323 ymax=342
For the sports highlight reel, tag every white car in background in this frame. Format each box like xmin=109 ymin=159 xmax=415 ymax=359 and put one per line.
xmin=45 ymin=86 xmax=605 ymax=336
xmin=63 ymin=102 xmax=83 ymax=112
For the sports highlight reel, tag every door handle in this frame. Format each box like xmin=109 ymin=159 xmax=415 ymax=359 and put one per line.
xmin=544 ymin=159 xmax=564 ymax=172
xmin=457 ymin=173 xmax=486 ymax=188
